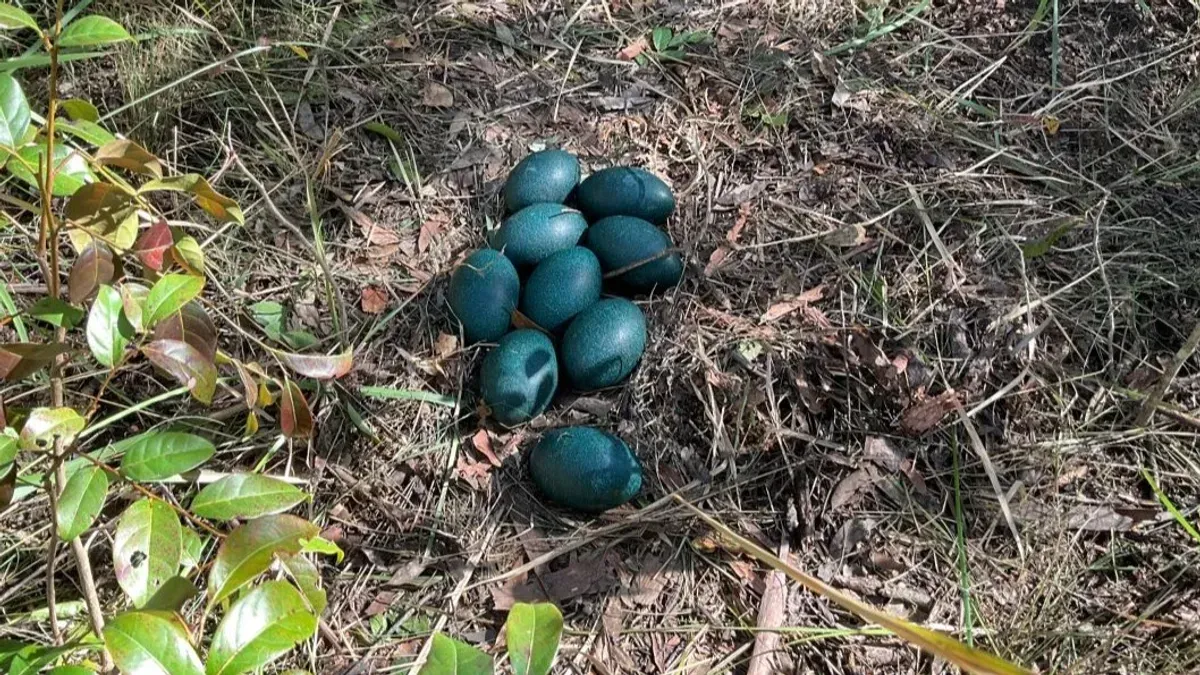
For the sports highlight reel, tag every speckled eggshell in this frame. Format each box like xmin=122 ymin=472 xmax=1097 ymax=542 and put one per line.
xmin=480 ymin=329 xmax=558 ymax=426
xmin=447 ymin=249 xmax=519 ymax=343
xmin=576 ymin=166 xmax=675 ymax=224
xmin=520 ymin=246 xmax=602 ymax=334
xmin=561 ymin=298 xmax=647 ymax=391
xmin=529 ymin=426 xmax=642 ymax=512
xmin=502 ymin=149 xmax=580 ymax=213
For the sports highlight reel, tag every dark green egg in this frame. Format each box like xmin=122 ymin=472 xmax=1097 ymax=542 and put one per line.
xmin=577 ymin=166 xmax=675 ymax=224
xmin=489 ymin=203 xmax=588 ymax=268
xmin=447 ymin=249 xmax=519 ymax=343
xmin=561 ymin=298 xmax=646 ymax=391
xmin=480 ymin=330 xmax=558 ymax=426
xmin=503 ymin=149 xmax=580 ymax=213
xmin=585 ymin=216 xmax=683 ymax=294
xmin=520 ymin=247 xmax=601 ymax=333
xmin=529 ymin=426 xmax=642 ymax=512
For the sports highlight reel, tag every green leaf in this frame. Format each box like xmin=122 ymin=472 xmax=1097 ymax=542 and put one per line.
xmin=27 ymin=296 xmax=84 ymax=328
xmin=364 ymin=121 xmax=403 ymax=143
xmin=119 ymin=430 xmax=214 ymax=481
xmin=180 ymin=527 xmax=205 ymax=573
xmin=171 ymin=235 xmax=204 ymax=275
xmin=141 ymin=575 xmax=198 ymax=612
xmin=49 ymin=666 xmax=97 ymax=675
xmin=420 ymin=634 xmax=493 ymax=675
xmin=7 ymin=141 xmax=94 ymax=196
xmin=191 ymin=473 xmax=307 ymax=521
xmin=279 ymin=553 xmax=326 ymax=615
xmin=0 ymin=427 xmax=17 ymax=465
xmin=208 ymin=514 xmax=318 ymax=604
xmin=120 ymin=281 xmax=150 ymax=333
xmin=61 ymin=98 xmax=100 ymax=122
xmin=139 ymin=174 xmax=244 ymax=225
xmin=58 ymin=15 xmax=131 ymax=48
xmin=7 ymin=645 xmax=76 ymax=675
xmin=143 ymin=274 xmax=204 ymax=329
xmin=56 ymin=464 xmax=108 ymax=541
xmin=206 ymin=580 xmax=318 ymax=675
xmin=57 ymin=118 xmax=115 ymax=146
xmin=298 ymin=535 xmax=343 ymax=563
xmin=0 ymin=5 xmax=39 ymax=32
xmin=506 ymin=603 xmax=562 ymax=675
xmin=248 ymin=301 xmax=284 ymax=340
xmin=19 ymin=407 xmax=85 ymax=450
xmin=651 ymin=27 xmax=672 ymax=52
xmin=142 ymin=339 xmax=217 ymax=404
xmin=0 ymin=72 xmax=30 ymax=150
xmin=113 ymin=498 xmax=182 ymax=607
xmin=1021 ymin=219 xmax=1078 ymax=259
xmin=282 ymin=330 xmax=317 ymax=350
xmin=103 ymin=611 xmax=204 ymax=675
xmin=86 ymin=285 xmax=133 ymax=367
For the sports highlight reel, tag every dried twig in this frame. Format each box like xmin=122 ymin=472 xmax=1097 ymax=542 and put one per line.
xmin=1136 ymin=319 xmax=1200 ymax=427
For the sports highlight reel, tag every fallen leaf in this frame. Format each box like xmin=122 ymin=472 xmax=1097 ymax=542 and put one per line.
xmin=831 ymin=468 xmax=878 ymax=509
xmin=366 ymin=590 xmax=396 ymax=616
xmin=831 ymin=83 xmax=871 ymax=112
xmin=417 ymin=215 xmax=444 ymax=253
xmin=863 ymin=436 xmax=904 ymax=473
xmin=494 ymin=552 xmax=618 ymax=609
xmin=824 ymin=222 xmax=866 ymax=247
xmin=386 ymin=559 xmax=428 ymax=587
xmin=726 ymin=202 xmax=753 ymax=244
xmin=717 ymin=181 xmax=766 ymax=206
xmin=361 ymin=286 xmax=388 ymax=314
xmin=384 ymin=35 xmax=413 ymax=49
xmin=627 ymin=554 xmax=670 ymax=607
xmin=422 ymin=82 xmax=454 ymax=108
xmin=618 ymin=37 xmax=648 ymax=60
xmin=455 ymin=456 xmax=491 ymax=490
xmin=434 ymin=332 xmax=458 ymax=359
xmin=899 ymin=390 xmax=958 ymax=435
xmin=471 ymin=429 xmax=502 ymax=467
xmin=705 ymin=246 xmax=731 ymax=276
xmin=811 ymin=49 xmax=839 ymax=84
xmin=760 ymin=285 xmax=825 ymax=323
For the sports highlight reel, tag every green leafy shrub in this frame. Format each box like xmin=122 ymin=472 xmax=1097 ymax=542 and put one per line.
xmin=0 ymin=5 xmax=350 ymax=673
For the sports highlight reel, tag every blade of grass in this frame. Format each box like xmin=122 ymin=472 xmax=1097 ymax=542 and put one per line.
xmin=358 ymin=385 xmax=455 ymax=407
xmin=951 ymin=433 xmax=977 ymax=646
xmin=0 ymin=280 xmax=29 ymax=341
xmin=825 ymin=0 xmax=931 ymax=56
xmin=674 ymin=495 xmax=1034 ymax=675
xmin=1141 ymin=469 xmax=1200 ymax=546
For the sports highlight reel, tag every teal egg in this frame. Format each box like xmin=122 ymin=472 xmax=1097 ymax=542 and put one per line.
xmin=447 ymin=249 xmax=519 ymax=343
xmin=577 ymin=166 xmax=675 ymax=224
xmin=529 ymin=426 xmax=642 ymax=512
xmin=520 ymin=247 xmax=601 ymax=333
xmin=489 ymin=203 xmax=588 ymax=268
xmin=480 ymin=330 xmax=558 ymax=426
xmin=561 ymin=299 xmax=646 ymax=391
xmin=585 ymin=216 xmax=683 ymax=294
xmin=503 ymin=149 xmax=580 ymax=212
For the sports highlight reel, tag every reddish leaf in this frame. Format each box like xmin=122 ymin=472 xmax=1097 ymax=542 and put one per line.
xmin=152 ymin=301 xmax=217 ymax=361
xmin=618 ymin=37 xmax=648 ymax=60
xmin=64 ymin=182 xmax=134 ymax=235
xmin=761 ymin=285 xmax=825 ymax=323
xmin=900 ymin=391 xmax=959 ymax=436
xmin=360 ymin=286 xmax=387 ymax=314
xmin=68 ymin=241 xmax=116 ymax=304
xmin=234 ymin=360 xmax=258 ymax=409
xmin=280 ymin=380 xmax=313 ymax=439
xmin=135 ymin=219 xmax=173 ymax=271
xmin=0 ymin=462 xmax=14 ymax=510
xmin=274 ymin=349 xmax=353 ymax=380
xmin=0 ymin=343 xmax=70 ymax=381
xmin=143 ymin=339 xmax=217 ymax=404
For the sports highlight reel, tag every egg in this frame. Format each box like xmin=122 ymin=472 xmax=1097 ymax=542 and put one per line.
xmin=447 ymin=249 xmax=520 ymax=343
xmin=561 ymin=298 xmax=646 ymax=391
xmin=489 ymin=203 xmax=588 ymax=268
xmin=576 ymin=166 xmax=675 ymax=224
xmin=585 ymin=216 xmax=683 ymax=294
xmin=520 ymin=247 xmax=601 ymax=333
xmin=529 ymin=426 xmax=642 ymax=512
xmin=480 ymin=330 xmax=558 ymax=426
xmin=503 ymin=149 xmax=580 ymax=213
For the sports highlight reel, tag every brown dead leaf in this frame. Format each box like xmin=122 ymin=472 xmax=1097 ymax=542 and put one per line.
xmin=901 ymin=459 xmax=929 ymax=495
xmin=729 ymin=559 xmax=766 ymax=594
xmin=761 ymin=285 xmax=825 ymax=323
xmin=434 ymin=332 xmax=458 ymax=359
xmin=471 ymin=428 xmax=502 ymax=467
xmin=455 ymin=456 xmax=492 ymax=490
xmin=726 ymin=202 xmax=753 ymax=244
xmin=385 ymin=559 xmax=428 ymax=587
xmin=863 ymin=436 xmax=904 ymax=473
xmin=422 ymin=82 xmax=454 ymax=108
xmin=384 ymin=35 xmax=413 ymax=49
xmin=495 ymin=552 xmax=618 ymax=609
xmin=618 ymin=37 xmax=648 ymax=60
xmin=899 ymin=390 xmax=958 ymax=435
xmin=417 ymin=214 xmax=445 ymax=253
xmin=365 ymin=590 xmax=396 ymax=616
xmin=628 ymin=554 xmax=671 ymax=607
xmin=705 ymin=246 xmax=731 ymax=276
xmin=824 ymin=222 xmax=867 ymax=247
xmin=511 ymin=309 xmax=544 ymax=331
xmin=831 ymin=468 xmax=878 ymax=510
xmin=360 ymin=286 xmax=388 ymax=314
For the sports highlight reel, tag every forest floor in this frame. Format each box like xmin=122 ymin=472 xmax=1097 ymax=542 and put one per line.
xmin=11 ymin=0 xmax=1200 ymax=672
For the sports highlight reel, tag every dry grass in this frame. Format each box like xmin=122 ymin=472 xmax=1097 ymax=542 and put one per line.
xmin=2 ymin=0 xmax=1200 ymax=672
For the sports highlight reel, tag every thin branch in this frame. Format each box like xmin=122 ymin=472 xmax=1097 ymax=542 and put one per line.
xmin=1136 ymin=319 xmax=1200 ymax=427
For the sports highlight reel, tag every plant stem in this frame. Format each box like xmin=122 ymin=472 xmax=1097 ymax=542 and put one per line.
xmin=38 ymin=4 xmax=109 ymax=663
